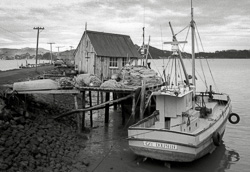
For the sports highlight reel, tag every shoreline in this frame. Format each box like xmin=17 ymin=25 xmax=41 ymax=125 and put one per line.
xmin=0 ymin=65 xmax=54 ymax=86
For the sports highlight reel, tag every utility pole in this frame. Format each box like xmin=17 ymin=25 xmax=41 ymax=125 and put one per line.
xmin=47 ymin=42 xmax=55 ymax=64
xmin=33 ymin=27 xmax=44 ymax=72
xmin=69 ymin=46 xmax=74 ymax=60
xmin=56 ymin=46 xmax=64 ymax=59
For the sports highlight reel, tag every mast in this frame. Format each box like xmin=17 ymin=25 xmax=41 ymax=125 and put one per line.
xmin=142 ymin=27 xmax=145 ymax=66
xmin=191 ymin=0 xmax=196 ymax=89
xmin=165 ymin=22 xmax=190 ymax=87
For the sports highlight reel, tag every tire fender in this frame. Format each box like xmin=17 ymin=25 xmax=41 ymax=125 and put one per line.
xmin=212 ymin=132 xmax=221 ymax=146
xmin=228 ymin=113 xmax=240 ymax=124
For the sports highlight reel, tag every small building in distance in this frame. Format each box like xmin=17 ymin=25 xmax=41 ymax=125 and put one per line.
xmin=74 ymin=30 xmax=141 ymax=80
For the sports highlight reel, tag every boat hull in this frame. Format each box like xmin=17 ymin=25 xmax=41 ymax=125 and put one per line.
xmin=128 ymin=101 xmax=230 ymax=162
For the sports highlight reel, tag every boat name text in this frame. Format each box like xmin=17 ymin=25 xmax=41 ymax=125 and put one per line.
xmin=143 ymin=141 xmax=177 ymax=150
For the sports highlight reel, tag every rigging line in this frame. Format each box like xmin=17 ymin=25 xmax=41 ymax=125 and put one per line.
xmin=148 ymin=52 xmax=162 ymax=77
xmin=92 ymin=143 xmax=116 ymax=172
xmin=205 ymin=58 xmax=219 ymax=92
xmin=124 ymin=91 xmax=142 ymax=129
xmin=194 ymin=30 xmax=208 ymax=90
xmin=182 ymin=25 xmax=191 ymax=51
xmin=177 ymin=57 xmax=183 ymax=82
xmin=176 ymin=47 xmax=184 ymax=82
xmin=160 ymin=56 xmax=172 ymax=82
xmin=161 ymin=55 xmax=172 ymax=72
xmin=175 ymin=24 xmax=190 ymax=36
xmin=195 ymin=23 xmax=219 ymax=92
xmin=177 ymin=57 xmax=183 ymax=81
xmin=186 ymin=56 xmax=208 ymax=86
xmin=90 ymin=123 xmax=166 ymax=172
xmin=163 ymin=56 xmax=172 ymax=79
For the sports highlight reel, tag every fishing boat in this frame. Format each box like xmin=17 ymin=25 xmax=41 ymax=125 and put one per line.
xmin=127 ymin=1 xmax=240 ymax=162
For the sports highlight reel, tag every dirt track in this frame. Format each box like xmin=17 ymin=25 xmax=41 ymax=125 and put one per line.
xmin=0 ymin=66 xmax=54 ymax=86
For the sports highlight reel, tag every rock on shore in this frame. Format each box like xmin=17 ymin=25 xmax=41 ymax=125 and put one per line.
xmin=0 ymin=94 xmax=89 ymax=172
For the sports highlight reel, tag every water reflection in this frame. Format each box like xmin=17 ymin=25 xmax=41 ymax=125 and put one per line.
xmin=175 ymin=142 xmax=241 ymax=172
xmin=217 ymin=145 xmax=240 ymax=172
xmin=83 ymin=108 xmax=240 ymax=172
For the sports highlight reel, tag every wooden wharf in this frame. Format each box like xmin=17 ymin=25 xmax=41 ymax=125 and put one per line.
xmin=11 ymin=83 xmax=162 ymax=133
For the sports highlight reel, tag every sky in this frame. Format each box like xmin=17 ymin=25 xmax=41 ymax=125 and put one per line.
xmin=0 ymin=0 xmax=249 ymax=53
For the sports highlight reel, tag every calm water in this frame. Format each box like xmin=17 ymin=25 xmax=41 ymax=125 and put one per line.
xmin=1 ymin=59 xmax=249 ymax=171
xmin=149 ymin=59 xmax=250 ymax=171
xmin=0 ymin=59 xmax=50 ymax=71
xmin=85 ymin=59 xmax=250 ymax=172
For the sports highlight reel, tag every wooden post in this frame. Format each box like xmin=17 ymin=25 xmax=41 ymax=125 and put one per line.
xmin=131 ymin=92 xmax=136 ymax=123
xmin=89 ymin=91 xmax=93 ymax=127
xmin=101 ymin=92 xmax=104 ymax=103
xmin=74 ymin=95 xmax=82 ymax=133
xmin=105 ymin=92 xmax=110 ymax=123
xmin=121 ymin=104 xmax=125 ymax=125
xmin=113 ymin=92 xmax=117 ymax=110
xmin=97 ymin=91 xmax=99 ymax=104
xmin=81 ymin=91 xmax=86 ymax=131
xmin=140 ymin=80 xmax=146 ymax=120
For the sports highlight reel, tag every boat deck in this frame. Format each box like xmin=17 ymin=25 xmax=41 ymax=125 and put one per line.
xmin=131 ymin=100 xmax=227 ymax=135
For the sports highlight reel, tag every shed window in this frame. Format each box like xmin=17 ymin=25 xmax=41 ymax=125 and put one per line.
xmin=122 ymin=57 xmax=128 ymax=66
xmin=109 ymin=57 xmax=118 ymax=68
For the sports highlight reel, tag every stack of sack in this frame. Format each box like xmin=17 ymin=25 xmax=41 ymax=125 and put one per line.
xmin=119 ymin=66 xmax=162 ymax=87
xmin=57 ymin=77 xmax=74 ymax=88
xmin=74 ymin=74 xmax=102 ymax=87
xmin=100 ymin=80 xmax=124 ymax=89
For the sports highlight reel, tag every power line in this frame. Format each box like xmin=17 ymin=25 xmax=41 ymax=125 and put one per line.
xmin=0 ymin=26 xmax=35 ymax=44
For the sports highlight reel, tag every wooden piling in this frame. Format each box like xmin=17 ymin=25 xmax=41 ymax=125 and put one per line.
xmin=113 ymin=92 xmax=117 ymax=110
xmin=121 ymin=104 xmax=125 ymax=125
xmin=105 ymin=92 xmax=110 ymax=123
xmin=131 ymin=93 xmax=136 ymax=122
xmin=140 ymin=80 xmax=146 ymax=120
xmin=74 ymin=95 xmax=81 ymax=133
xmin=101 ymin=92 xmax=104 ymax=103
xmin=81 ymin=91 xmax=86 ymax=131
xmin=97 ymin=91 xmax=99 ymax=104
xmin=89 ymin=91 xmax=93 ymax=127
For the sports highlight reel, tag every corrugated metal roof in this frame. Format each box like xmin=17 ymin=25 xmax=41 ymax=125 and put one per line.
xmin=86 ymin=30 xmax=141 ymax=58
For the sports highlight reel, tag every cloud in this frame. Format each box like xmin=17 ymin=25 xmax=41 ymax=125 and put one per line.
xmin=0 ymin=0 xmax=249 ymax=51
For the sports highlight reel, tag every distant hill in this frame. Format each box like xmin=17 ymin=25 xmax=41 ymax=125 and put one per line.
xmin=0 ymin=47 xmax=49 ymax=56
xmin=57 ymin=49 xmax=75 ymax=61
xmin=136 ymin=45 xmax=191 ymax=59
xmin=197 ymin=50 xmax=250 ymax=59
xmin=0 ymin=47 xmax=76 ymax=61
xmin=136 ymin=45 xmax=250 ymax=59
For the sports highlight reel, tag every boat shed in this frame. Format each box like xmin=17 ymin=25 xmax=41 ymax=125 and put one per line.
xmin=74 ymin=30 xmax=141 ymax=80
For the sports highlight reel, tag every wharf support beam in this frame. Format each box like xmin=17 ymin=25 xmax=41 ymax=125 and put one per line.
xmin=54 ymin=94 xmax=133 ymax=120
